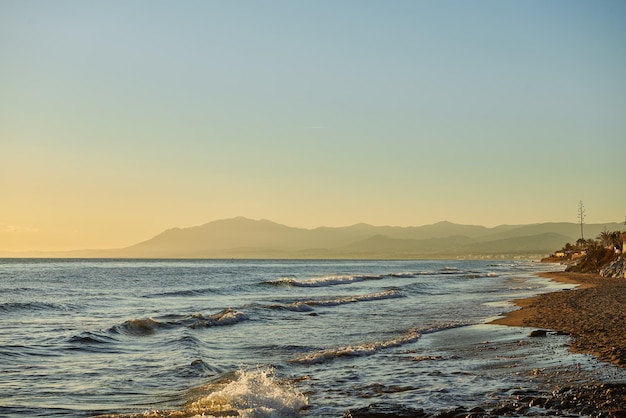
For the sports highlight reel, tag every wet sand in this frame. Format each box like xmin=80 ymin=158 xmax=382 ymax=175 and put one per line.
xmin=492 ymin=270 xmax=626 ymax=368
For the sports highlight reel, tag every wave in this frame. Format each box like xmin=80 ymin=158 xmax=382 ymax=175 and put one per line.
xmin=303 ymin=289 xmax=403 ymax=307
xmin=110 ymin=309 xmax=248 ymax=336
xmin=264 ymin=269 xmax=462 ymax=288
xmin=97 ymin=368 xmax=308 ymax=418
xmin=290 ymin=328 xmax=420 ymax=365
xmin=111 ymin=317 xmax=164 ymax=336
xmin=186 ymin=308 xmax=248 ymax=329
xmin=267 ymin=301 xmax=315 ymax=312
xmin=441 ymin=267 xmax=462 ymax=274
xmin=388 ymin=272 xmax=417 ymax=278
xmin=267 ymin=289 xmax=403 ymax=312
xmin=462 ymin=272 xmax=499 ymax=279
xmin=69 ymin=331 xmax=118 ymax=345
xmin=266 ymin=273 xmax=383 ymax=288
xmin=190 ymin=368 xmax=308 ymax=417
xmin=143 ymin=287 xmax=216 ymax=298
xmin=0 ymin=301 xmax=71 ymax=313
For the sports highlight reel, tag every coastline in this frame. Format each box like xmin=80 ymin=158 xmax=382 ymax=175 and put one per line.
xmin=349 ymin=268 xmax=626 ymax=418
xmin=491 ymin=270 xmax=626 ymax=368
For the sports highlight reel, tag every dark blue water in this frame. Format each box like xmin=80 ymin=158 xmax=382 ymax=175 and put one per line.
xmin=1 ymin=259 xmax=619 ymax=417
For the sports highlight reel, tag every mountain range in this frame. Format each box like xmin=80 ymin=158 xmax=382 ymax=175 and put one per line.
xmin=24 ymin=217 xmax=622 ymax=259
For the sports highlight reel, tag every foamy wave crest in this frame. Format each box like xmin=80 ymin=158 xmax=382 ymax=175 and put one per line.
xmin=267 ymin=274 xmax=383 ymax=288
xmin=97 ymin=368 xmax=308 ymax=418
xmin=305 ymin=289 xmax=403 ymax=307
xmin=463 ymin=272 xmax=499 ymax=279
xmin=291 ymin=328 xmax=420 ymax=365
xmin=267 ymin=289 xmax=402 ymax=311
xmin=267 ymin=302 xmax=315 ymax=312
xmin=185 ymin=308 xmax=248 ymax=329
xmin=190 ymin=368 xmax=308 ymax=418
xmin=388 ymin=272 xmax=417 ymax=278
xmin=111 ymin=309 xmax=247 ymax=335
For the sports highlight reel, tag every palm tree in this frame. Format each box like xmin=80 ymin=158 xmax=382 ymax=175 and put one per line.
xmin=598 ymin=230 xmax=612 ymax=247
xmin=609 ymin=231 xmax=624 ymax=253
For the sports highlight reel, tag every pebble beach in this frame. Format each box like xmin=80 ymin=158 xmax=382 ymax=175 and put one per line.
xmin=492 ymin=271 xmax=626 ymax=369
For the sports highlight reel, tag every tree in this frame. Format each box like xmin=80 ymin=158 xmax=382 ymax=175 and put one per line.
xmin=598 ymin=230 xmax=612 ymax=247
xmin=609 ymin=231 xmax=624 ymax=253
xmin=578 ymin=201 xmax=585 ymax=240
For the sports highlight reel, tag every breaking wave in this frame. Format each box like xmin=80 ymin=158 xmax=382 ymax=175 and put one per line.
xmin=189 ymin=368 xmax=308 ymax=418
xmin=463 ymin=272 xmax=499 ymax=279
xmin=110 ymin=309 xmax=248 ymax=336
xmin=112 ymin=318 xmax=163 ymax=336
xmin=97 ymin=368 xmax=308 ymax=418
xmin=266 ymin=273 xmax=383 ymax=287
xmin=268 ymin=289 xmax=403 ymax=311
xmin=290 ymin=328 xmax=420 ymax=365
xmin=303 ymin=289 xmax=403 ymax=307
xmin=186 ymin=308 xmax=248 ymax=329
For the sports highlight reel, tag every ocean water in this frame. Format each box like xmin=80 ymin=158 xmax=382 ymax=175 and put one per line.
xmin=0 ymin=259 xmax=622 ymax=417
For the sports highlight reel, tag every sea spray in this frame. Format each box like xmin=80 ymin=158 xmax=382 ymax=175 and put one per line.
xmin=189 ymin=368 xmax=308 ymax=418
xmin=96 ymin=368 xmax=308 ymax=418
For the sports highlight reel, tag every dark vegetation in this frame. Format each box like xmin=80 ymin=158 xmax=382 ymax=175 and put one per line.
xmin=548 ymin=230 xmax=625 ymax=274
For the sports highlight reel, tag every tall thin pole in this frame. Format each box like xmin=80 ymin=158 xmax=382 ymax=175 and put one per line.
xmin=578 ymin=201 xmax=585 ymax=240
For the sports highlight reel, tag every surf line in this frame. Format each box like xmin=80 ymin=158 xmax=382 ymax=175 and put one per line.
xmin=290 ymin=328 xmax=420 ymax=365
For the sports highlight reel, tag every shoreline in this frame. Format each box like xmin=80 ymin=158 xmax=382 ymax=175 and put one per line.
xmin=348 ymin=269 xmax=626 ymax=418
xmin=491 ymin=270 xmax=626 ymax=369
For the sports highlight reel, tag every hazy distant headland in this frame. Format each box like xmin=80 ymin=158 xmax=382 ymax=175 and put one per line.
xmin=4 ymin=217 xmax=623 ymax=259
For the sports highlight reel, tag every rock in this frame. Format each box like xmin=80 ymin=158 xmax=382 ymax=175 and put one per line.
xmin=529 ymin=329 xmax=549 ymax=337
xmin=489 ymin=404 xmax=516 ymax=415
xmin=528 ymin=397 xmax=547 ymax=407
xmin=344 ymin=403 xmax=429 ymax=417
xmin=600 ymin=255 xmax=626 ymax=278
xmin=433 ymin=406 xmax=467 ymax=418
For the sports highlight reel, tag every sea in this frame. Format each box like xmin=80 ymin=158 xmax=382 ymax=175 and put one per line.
xmin=2 ymin=258 xmax=625 ymax=418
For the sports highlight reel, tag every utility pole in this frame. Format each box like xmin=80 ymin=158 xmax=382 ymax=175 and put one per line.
xmin=578 ymin=201 xmax=585 ymax=240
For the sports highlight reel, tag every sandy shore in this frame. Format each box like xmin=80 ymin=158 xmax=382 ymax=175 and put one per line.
xmin=491 ymin=270 xmax=626 ymax=369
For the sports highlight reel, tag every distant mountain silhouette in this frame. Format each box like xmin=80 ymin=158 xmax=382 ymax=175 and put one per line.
xmin=68 ymin=217 xmax=622 ymax=259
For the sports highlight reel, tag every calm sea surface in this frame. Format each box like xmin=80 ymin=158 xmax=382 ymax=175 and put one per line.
xmin=1 ymin=259 xmax=620 ymax=417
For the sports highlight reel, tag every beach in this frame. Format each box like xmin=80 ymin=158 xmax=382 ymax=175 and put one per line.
xmin=454 ymin=270 xmax=626 ymax=418
xmin=492 ymin=270 xmax=626 ymax=369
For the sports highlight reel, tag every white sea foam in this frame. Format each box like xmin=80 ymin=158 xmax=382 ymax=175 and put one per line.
xmin=388 ymin=272 xmax=417 ymax=278
xmin=101 ymin=368 xmax=308 ymax=418
xmin=291 ymin=328 xmax=420 ymax=365
xmin=189 ymin=368 xmax=308 ymax=418
xmin=268 ymin=274 xmax=383 ymax=287
xmin=188 ymin=308 xmax=248 ymax=328
xmin=268 ymin=289 xmax=402 ymax=311
xmin=305 ymin=289 xmax=403 ymax=307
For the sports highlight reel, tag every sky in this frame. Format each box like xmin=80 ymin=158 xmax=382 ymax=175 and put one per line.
xmin=1 ymin=0 xmax=625 ymax=252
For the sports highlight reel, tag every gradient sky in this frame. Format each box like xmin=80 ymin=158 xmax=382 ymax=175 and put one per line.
xmin=2 ymin=0 xmax=625 ymax=251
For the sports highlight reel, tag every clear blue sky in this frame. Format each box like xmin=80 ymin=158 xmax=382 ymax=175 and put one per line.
xmin=1 ymin=0 xmax=625 ymax=250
